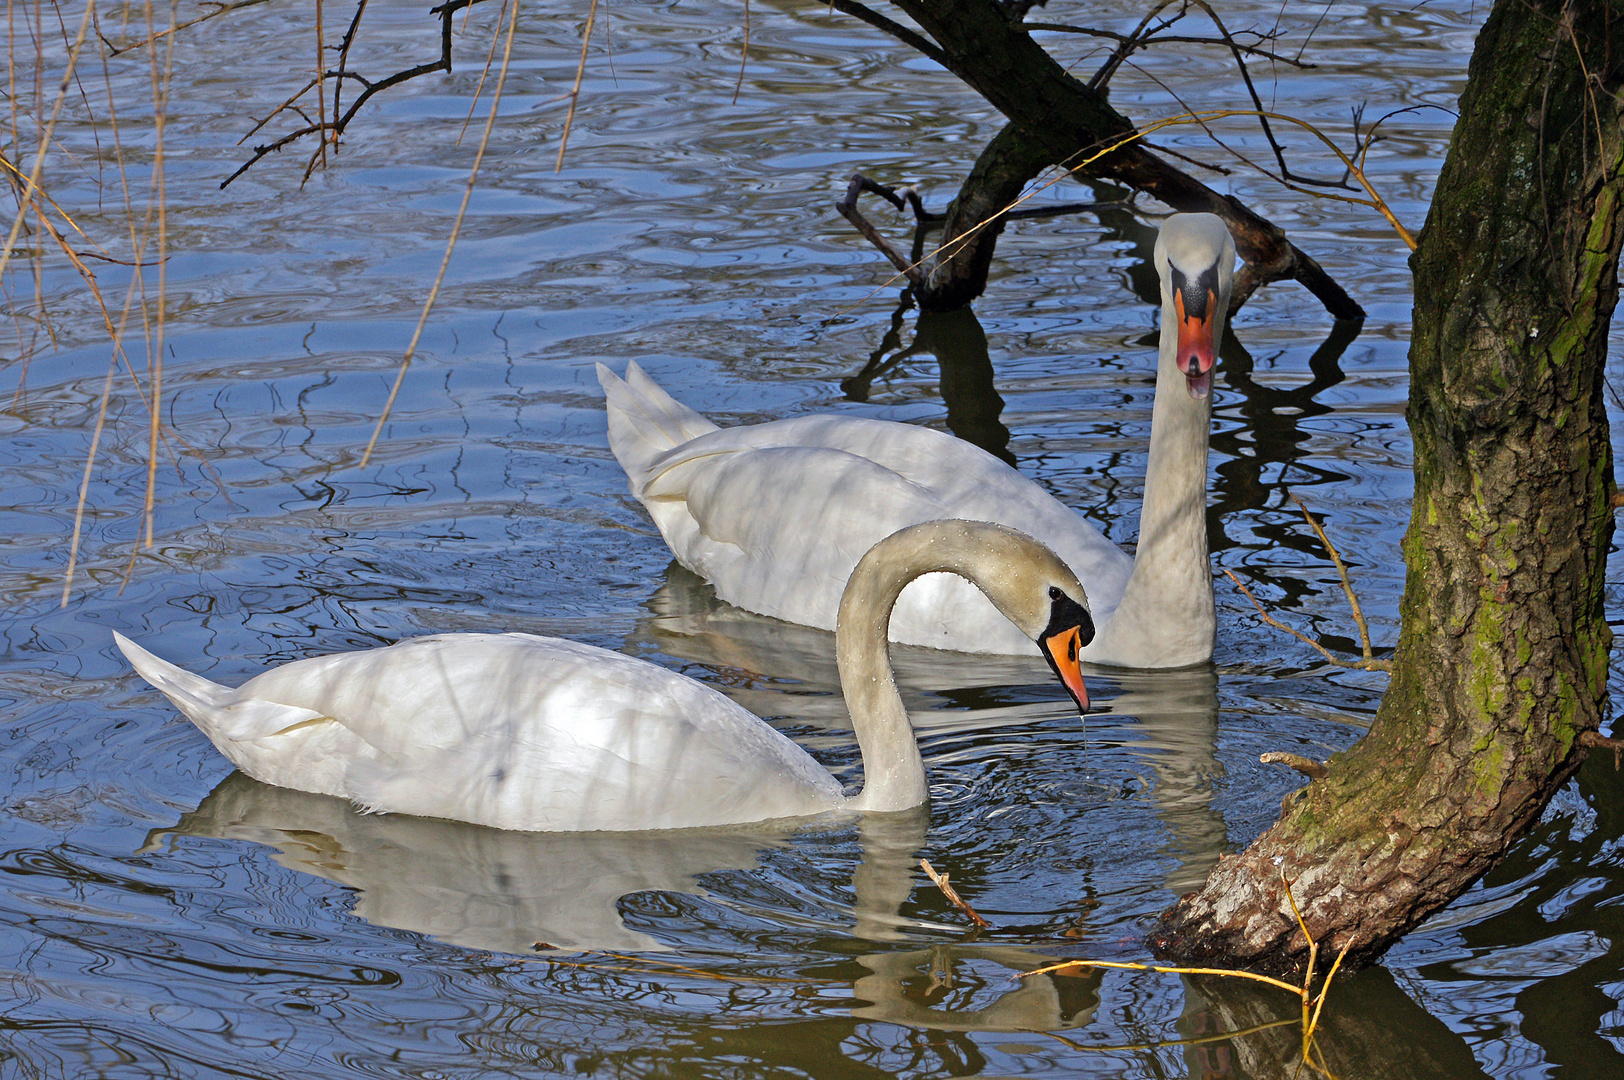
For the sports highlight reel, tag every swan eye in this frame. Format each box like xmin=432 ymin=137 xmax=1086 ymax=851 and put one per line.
xmin=1048 ymin=586 xmax=1063 ymax=600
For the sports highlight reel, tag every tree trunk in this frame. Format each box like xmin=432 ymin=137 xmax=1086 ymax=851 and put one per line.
xmin=919 ymin=120 xmax=1054 ymax=311
xmin=1152 ymin=0 xmax=1622 ymax=976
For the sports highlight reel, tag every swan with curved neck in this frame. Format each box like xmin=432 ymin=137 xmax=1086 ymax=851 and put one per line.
xmin=600 ymin=213 xmax=1236 ymax=666
xmin=115 ymin=520 xmax=1093 ymax=831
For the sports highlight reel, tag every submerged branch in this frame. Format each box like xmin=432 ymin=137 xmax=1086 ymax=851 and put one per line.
xmin=920 ymin=858 xmax=991 ymax=929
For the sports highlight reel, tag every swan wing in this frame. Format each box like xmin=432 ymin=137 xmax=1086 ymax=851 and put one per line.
xmin=635 ymin=415 xmax=1132 ymax=652
xmin=233 ymin=633 xmax=845 ymax=831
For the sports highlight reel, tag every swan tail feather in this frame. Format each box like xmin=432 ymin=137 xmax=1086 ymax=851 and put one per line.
xmin=114 ymin=632 xmax=325 ymax=744
xmin=597 ymin=361 xmax=718 ymax=492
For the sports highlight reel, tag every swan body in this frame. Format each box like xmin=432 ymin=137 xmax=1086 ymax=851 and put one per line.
xmin=600 ymin=213 xmax=1236 ymax=666
xmin=116 ymin=520 xmax=1092 ymax=832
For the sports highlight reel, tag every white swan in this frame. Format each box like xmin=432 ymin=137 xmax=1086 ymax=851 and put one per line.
xmin=600 ymin=213 xmax=1236 ymax=666
xmin=114 ymin=520 xmax=1093 ymax=832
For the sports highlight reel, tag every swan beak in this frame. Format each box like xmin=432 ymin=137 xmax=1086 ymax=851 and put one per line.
xmin=1042 ymin=625 xmax=1090 ymax=714
xmin=1173 ymin=286 xmax=1218 ymax=400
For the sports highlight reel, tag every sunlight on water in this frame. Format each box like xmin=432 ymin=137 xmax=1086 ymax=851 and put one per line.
xmin=2 ymin=1 xmax=1622 ymax=1077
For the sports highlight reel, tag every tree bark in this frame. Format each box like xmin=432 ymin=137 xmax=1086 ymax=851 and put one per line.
xmin=1152 ymin=0 xmax=1623 ymax=976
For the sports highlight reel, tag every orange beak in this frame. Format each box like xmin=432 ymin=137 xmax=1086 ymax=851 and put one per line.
xmin=1042 ymin=624 xmax=1090 ymax=715
xmin=1173 ymin=287 xmax=1218 ymax=397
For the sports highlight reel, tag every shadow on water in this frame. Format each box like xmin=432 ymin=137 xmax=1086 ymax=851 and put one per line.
xmin=841 ymin=296 xmax=1016 ymax=466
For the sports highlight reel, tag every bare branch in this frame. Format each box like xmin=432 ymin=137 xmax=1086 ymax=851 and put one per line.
xmin=920 ymin=858 xmax=991 ymax=929
xmin=837 ymin=174 xmax=925 ymax=284
xmin=1027 ymin=22 xmax=1313 ymax=71
xmin=1580 ymin=730 xmax=1624 ymax=769
xmin=825 ymin=0 xmax=952 ymax=72
xmin=1260 ymin=752 xmax=1330 ymax=781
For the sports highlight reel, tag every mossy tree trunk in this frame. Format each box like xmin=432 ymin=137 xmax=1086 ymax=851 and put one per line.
xmin=1152 ymin=0 xmax=1623 ymax=975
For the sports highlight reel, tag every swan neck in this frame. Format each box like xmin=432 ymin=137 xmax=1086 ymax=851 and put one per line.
xmin=838 ymin=524 xmax=1008 ymax=813
xmin=1091 ymin=293 xmax=1221 ymax=666
xmin=1138 ymin=301 xmax=1214 ymax=549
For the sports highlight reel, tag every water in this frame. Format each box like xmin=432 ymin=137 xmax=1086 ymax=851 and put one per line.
xmin=2 ymin=1 xmax=1621 ymax=1075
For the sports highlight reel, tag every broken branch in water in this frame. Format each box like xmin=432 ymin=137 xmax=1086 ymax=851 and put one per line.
xmin=1260 ymin=751 xmax=1329 ymax=781
xmin=1580 ymin=730 xmax=1624 ymax=770
xmin=920 ymin=858 xmax=991 ymax=929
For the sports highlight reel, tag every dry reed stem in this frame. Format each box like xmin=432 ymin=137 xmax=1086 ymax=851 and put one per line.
xmin=733 ymin=0 xmax=750 ymax=105
xmin=1022 ymin=871 xmax=1355 ymax=1072
xmin=362 ymin=0 xmax=519 ymax=466
xmin=920 ymin=858 xmax=991 ymax=929
xmin=1290 ymin=495 xmax=1376 ymax=665
xmin=313 ymin=0 xmax=328 ymax=172
xmin=457 ymin=0 xmax=511 ymax=145
xmin=65 ymin=354 xmax=121 ymax=605
xmin=0 ymin=0 xmax=94 ymax=286
xmin=139 ymin=0 xmax=179 ymax=553
xmin=63 ymin=3 xmax=169 ymax=604
xmin=555 ymin=0 xmax=599 ymax=173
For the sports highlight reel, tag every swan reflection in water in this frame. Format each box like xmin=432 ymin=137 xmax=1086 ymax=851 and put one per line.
xmin=147 ymin=773 xmax=1104 ymax=1034
xmin=145 ymin=772 xmax=800 ymax=954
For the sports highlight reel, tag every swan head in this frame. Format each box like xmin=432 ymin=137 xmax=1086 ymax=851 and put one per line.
xmin=1154 ymin=213 xmax=1238 ymax=401
xmin=843 ymin=520 xmax=1095 ymax=713
xmin=957 ymin=523 xmax=1095 ymax=715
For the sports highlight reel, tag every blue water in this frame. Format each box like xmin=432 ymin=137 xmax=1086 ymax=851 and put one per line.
xmin=2 ymin=1 xmax=1620 ymax=1076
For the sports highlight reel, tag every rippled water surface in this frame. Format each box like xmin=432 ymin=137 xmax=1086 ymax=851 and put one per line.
xmin=3 ymin=1 xmax=1623 ymax=1076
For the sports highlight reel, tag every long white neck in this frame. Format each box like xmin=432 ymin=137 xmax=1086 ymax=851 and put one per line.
xmin=1093 ymin=297 xmax=1218 ymax=667
xmin=837 ymin=522 xmax=1039 ymax=812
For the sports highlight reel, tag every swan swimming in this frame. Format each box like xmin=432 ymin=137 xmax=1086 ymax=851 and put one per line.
xmin=115 ymin=520 xmax=1093 ymax=832
xmin=600 ymin=212 xmax=1236 ymax=666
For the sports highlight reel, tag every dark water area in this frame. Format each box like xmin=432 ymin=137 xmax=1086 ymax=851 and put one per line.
xmin=1 ymin=1 xmax=1621 ymax=1076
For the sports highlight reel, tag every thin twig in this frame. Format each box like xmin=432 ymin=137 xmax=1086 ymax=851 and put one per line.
xmin=555 ymin=0 xmax=599 ymax=172
xmin=733 ymin=0 xmax=750 ymax=105
xmin=100 ymin=0 xmax=272 ymax=56
xmin=1225 ymin=568 xmax=1359 ymax=669
xmin=920 ymin=858 xmax=991 ymax=929
xmin=1291 ymin=495 xmax=1377 ymax=666
xmin=1306 ymin=934 xmax=1355 ymax=1041
xmin=1020 ymin=957 xmax=1303 ymax=996
xmin=361 ymin=0 xmax=520 ymax=465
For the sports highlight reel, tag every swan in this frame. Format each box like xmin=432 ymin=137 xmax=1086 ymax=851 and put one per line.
xmin=113 ymin=520 xmax=1093 ymax=832
xmin=600 ymin=212 xmax=1235 ymax=666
